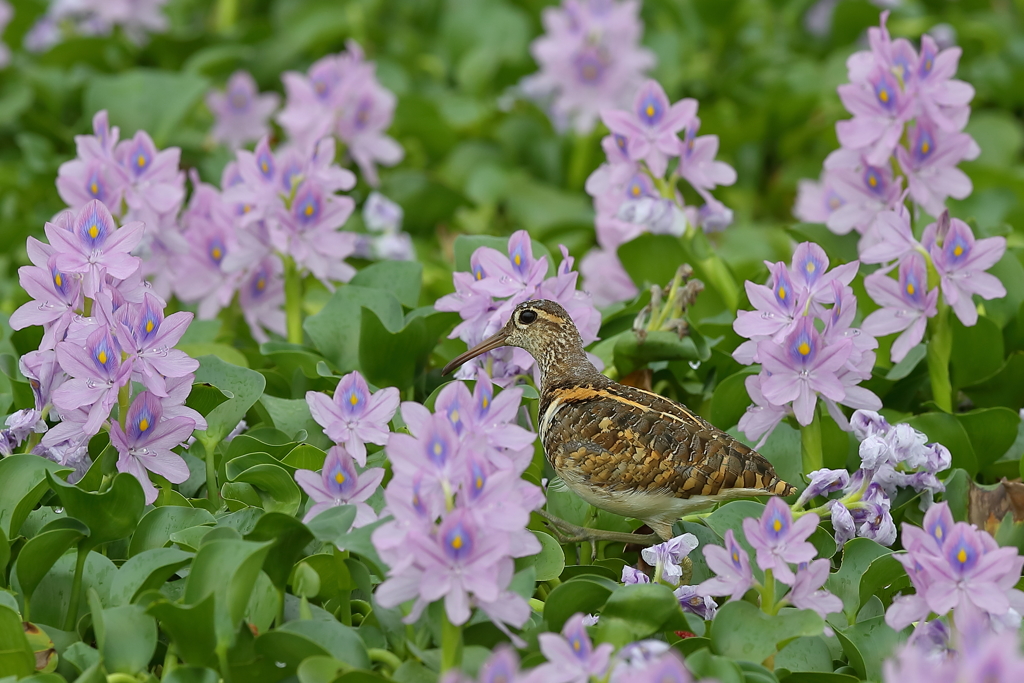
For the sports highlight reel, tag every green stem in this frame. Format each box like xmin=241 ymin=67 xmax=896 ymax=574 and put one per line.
xmin=761 ymin=568 xmax=775 ymax=615
xmin=440 ymin=610 xmax=464 ymax=673
xmin=117 ymin=380 xmax=131 ymax=431
xmin=368 ymin=648 xmax=403 ymax=675
xmin=800 ymin=410 xmax=823 ymax=475
xmin=63 ymin=545 xmax=89 ymax=630
xmin=926 ymin=303 xmax=954 ymax=412
xmin=567 ymin=130 xmax=597 ymax=191
xmin=687 ymin=230 xmax=740 ymax=311
xmin=202 ymin=437 xmax=222 ymax=502
xmin=213 ymin=0 xmax=238 ymax=33
xmin=283 ymin=254 xmax=304 ymax=345
xmin=83 ymin=297 xmax=92 ymax=317
xmin=216 ymin=643 xmax=233 ymax=683
xmin=161 ymin=646 xmax=178 ymax=680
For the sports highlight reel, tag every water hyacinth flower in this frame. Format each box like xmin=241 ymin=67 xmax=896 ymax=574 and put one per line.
xmin=306 ymin=370 xmax=399 ymax=465
xmin=862 ymin=252 xmax=939 ymax=363
xmin=25 ymin=0 xmax=171 ymax=48
xmin=10 ymin=241 xmax=83 ymax=350
xmin=785 ymin=559 xmax=844 ymax=619
xmin=697 ymin=529 xmax=754 ymax=602
xmin=294 ymin=446 xmax=384 ymax=526
xmin=923 ymin=215 xmax=1007 ymax=327
xmin=110 ymin=391 xmax=194 ymax=504
xmin=519 ymin=0 xmax=654 ymax=135
xmin=673 ymin=584 xmax=718 ymax=620
xmin=442 ymin=647 xmax=524 ymax=683
xmin=531 ymin=613 xmax=614 ymax=683
xmin=640 ymin=532 xmax=698 ymax=585
xmin=206 ymin=71 xmax=280 ymax=149
xmin=115 ymin=293 xmax=199 ymax=397
xmin=742 ymin=497 xmax=818 ymax=584
xmin=603 ymin=79 xmax=696 ymax=178
xmin=45 ymin=200 xmax=143 ymax=297
xmin=52 ymin=327 xmax=132 ymax=435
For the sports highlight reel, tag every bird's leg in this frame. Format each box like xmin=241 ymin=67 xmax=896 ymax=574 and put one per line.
xmin=536 ymin=509 xmax=661 ymax=546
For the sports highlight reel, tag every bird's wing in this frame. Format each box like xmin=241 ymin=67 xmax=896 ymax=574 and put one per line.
xmin=541 ymin=382 xmax=794 ymax=499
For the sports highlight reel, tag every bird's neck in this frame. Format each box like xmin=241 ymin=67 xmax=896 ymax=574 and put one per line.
xmin=533 ymin=334 xmax=605 ymax=393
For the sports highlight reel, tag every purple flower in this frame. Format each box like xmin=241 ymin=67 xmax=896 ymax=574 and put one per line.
xmin=115 ymin=129 xmax=186 ymax=234
xmin=863 ymin=253 xmax=939 ymax=363
xmin=294 ymin=446 xmax=384 ymax=526
xmin=206 ymin=70 xmax=280 ymax=149
xmin=520 ymin=0 xmax=654 ymax=134
xmin=533 ymin=613 xmax=614 ymax=683
xmin=20 ymin=349 xmax=66 ymax=411
xmin=10 ymin=240 xmax=83 ymax=349
xmin=829 ymin=501 xmax=856 ymax=547
xmin=110 ymin=391 xmax=194 ymax=504
xmin=306 ymin=371 xmax=399 ymax=466
xmin=836 ymin=62 xmax=915 ymax=166
xmin=924 ymin=215 xmax=1007 ymax=326
xmin=786 ymin=559 xmax=843 ymax=619
xmin=915 ymin=34 xmax=975 ymax=133
xmin=578 ymin=247 xmax=638 ymax=308
xmin=45 ymin=200 xmax=143 ymax=297
xmin=742 ymin=498 xmax=819 ymax=584
xmin=5 ymin=409 xmax=46 ymax=443
xmin=238 ymin=259 xmax=286 ymax=343
xmin=445 ymin=647 xmax=524 ymax=683
xmin=603 ymin=80 xmax=697 ymax=178
xmin=673 ymin=584 xmax=718 ymax=620
xmin=795 ymin=468 xmax=851 ymax=507
xmin=386 ymin=405 xmax=465 ymax=498
xmin=473 ymin=230 xmax=549 ymax=301
xmin=736 ymin=374 xmax=789 ymax=448
xmin=794 ymin=173 xmax=846 ymax=225
xmin=697 ymin=529 xmax=754 ymax=602
xmin=641 ymin=533 xmax=698 ymax=585
xmin=363 ymin=192 xmax=403 ymax=233
xmin=759 ymin=317 xmax=852 ymax=426
xmin=614 ymin=650 xmax=694 ymax=683
xmin=824 ymin=156 xmax=903 ymax=236
xmin=896 ymin=118 xmax=979 ymax=217
xmin=677 ymin=117 xmax=737 ymax=194
xmin=622 ymin=566 xmax=651 ymax=585
xmin=115 ymin=293 xmax=198 ymax=396
xmin=52 ymin=327 xmax=132 ymax=435
xmin=269 ymin=179 xmax=357 ymax=287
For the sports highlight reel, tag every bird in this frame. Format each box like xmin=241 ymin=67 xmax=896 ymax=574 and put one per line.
xmin=442 ymin=299 xmax=796 ymax=544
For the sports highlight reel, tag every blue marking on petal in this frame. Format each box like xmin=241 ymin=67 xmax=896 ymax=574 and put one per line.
xmin=862 ymin=167 xmax=887 ymax=196
xmin=443 ymin=520 xmax=474 ymax=561
xmin=637 ymin=92 xmax=663 ymax=126
xmin=208 ymin=237 xmax=226 ymax=266
xmin=324 ymin=455 xmax=357 ymax=499
xmin=257 ymin=149 xmax=275 ymax=180
xmin=294 ymin=191 xmax=321 ymax=226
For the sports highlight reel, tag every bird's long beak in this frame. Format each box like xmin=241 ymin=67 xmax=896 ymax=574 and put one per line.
xmin=441 ymin=330 xmax=508 ymax=376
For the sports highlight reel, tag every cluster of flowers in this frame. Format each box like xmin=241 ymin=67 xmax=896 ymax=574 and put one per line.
xmin=292 ymin=370 xmax=399 ymax=525
xmin=277 ymin=40 xmax=403 ymax=185
xmin=435 ymin=230 xmax=601 ymax=385
xmin=25 ymin=0 xmax=170 ymax=51
xmin=795 ymin=410 xmax=951 ymax=547
xmin=579 ymin=80 xmax=737 ymax=307
xmin=8 ymin=199 xmax=203 ymax=501
xmin=519 ymin=0 xmax=654 ymax=135
xmin=622 ymin=533 xmax=719 ymax=621
xmin=372 ymin=372 xmax=544 ymax=640
xmin=694 ymin=497 xmax=844 ymax=621
xmin=886 ymin=501 xmax=1024 ymax=634
xmin=859 ymin=209 xmax=1006 ymax=362
xmin=795 ymin=12 xmax=978 ymax=235
xmin=205 ymin=71 xmax=281 ymax=150
xmin=733 ymin=242 xmax=881 ymax=445
xmin=443 ymin=617 xmax=717 ymax=683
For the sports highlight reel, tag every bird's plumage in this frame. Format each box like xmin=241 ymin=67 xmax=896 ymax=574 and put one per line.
xmin=443 ymin=299 xmax=795 ymax=540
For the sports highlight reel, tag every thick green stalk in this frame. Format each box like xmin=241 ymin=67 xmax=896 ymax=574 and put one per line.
xmin=800 ymin=410 xmax=823 ymax=475
xmin=926 ymin=304 xmax=954 ymax=412
xmin=63 ymin=545 xmax=90 ymax=630
xmin=440 ymin=610 xmax=464 ymax=673
xmin=201 ymin=437 xmax=221 ymax=501
xmin=761 ymin=568 xmax=775 ymax=615
xmin=283 ymin=254 xmax=304 ymax=345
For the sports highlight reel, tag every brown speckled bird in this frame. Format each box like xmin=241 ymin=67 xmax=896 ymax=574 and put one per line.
xmin=442 ymin=299 xmax=795 ymax=544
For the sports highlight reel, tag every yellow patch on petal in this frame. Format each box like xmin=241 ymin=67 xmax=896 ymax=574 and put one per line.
xmin=90 ymin=182 xmax=99 ymax=195
xmin=514 ymin=253 xmax=521 ymax=266
xmin=778 ymin=286 xmax=787 ymax=300
xmin=54 ymin=273 xmax=62 ymax=287
xmin=921 ymin=141 xmax=930 ymax=155
xmin=211 ymin=246 xmax=222 ymax=261
xmin=433 ymin=442 xmax=443 ymax=457
xmin=304 ymin=203 xmax=314 ymax=216
xmin=335 ymin=472 xmax=346 ymax=484
xmin=475 ymin=476 xmax=483 ymax=490
xmin=957 ymin=548 xmax=967 ymax=564
xmin=936 ymin=526 xmax=943 ymax=539
xmin=137 ymin=154 xmax=146 ymax=168
xmin=879 ymin=89 xmax=889 ymax=103
xmin=450 ymin=410 xmax=459 ymax=424
xmin=906 ymin=283 xmax=915 ymax=296
xmin=256 ymin=278 xmax=266 ymax=291
xmin=954 ymin=245 xmax=963 ymax=257
xmin=806 ymin=262 xmax=816 ymax=273
xmin=97 ymin=350 xmax=107 ymax=364
xmin=349 ymin=393 xmax=359 ymax=406
xmin=645 ymin=104 xmax=655 ymax=118
xmin=88 ymin=224 xmax=99 ymax=239
xmin=138 ymin=418 xmax=149 ymax=432
xmin=146 ymin=320 xmax=154 ymax=333
xmin=798 ymin=342 xmax=811 ymax=356
xmin=572 ymin=639 xmax=581 ymax=652
xmin=772 ymin=519 xmax=782 ymax=532
xmin=451 ymin=534 xmax=463 ymax=550
xmin=732 ymin=551 xmax=739 ymax=563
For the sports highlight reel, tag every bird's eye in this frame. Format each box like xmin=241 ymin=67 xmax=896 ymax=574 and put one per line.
xmin=518 ymin=309 xmax=538 ymax=325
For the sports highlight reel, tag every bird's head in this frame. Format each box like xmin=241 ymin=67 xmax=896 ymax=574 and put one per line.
xmin=442 ymin=299 xmax=585 ymax=377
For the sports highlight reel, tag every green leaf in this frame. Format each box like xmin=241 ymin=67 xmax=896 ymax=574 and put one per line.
xmin=885 ymin=344 xmax=926 ymax=381
xmin=704 ymin=500 xmax=764 ymax=552
xmin=0 ymin=455 xmax=70 ymax=539
xmin=350 ymin=261 xmax=423 ymax=308
xmin=710 ymin=370 xmax=755 ymax=430
xmin=613 ymin=330 xmax=709 ymax=375
xmin=515 ymin=531 xmax=564 ymax=582
xmin=955 ymin=407 xmax=1021 ymax=472
xmin=0 ymin=604 xmax=34 ymax=678
xmin=13 ymin=551 xmax=116 ymax=629
xmin=304 ymin=286 xmax=404 ymax=373
xmin=193 ymin=356 xmax=267 ymax=445
xmin=359 ymin=308 xmax=454 ymax=389
xmin=834 ymin=617 xmax=904 ymax=681
xmin=244 ymin=513 xmax=314 ymax=592
xmin=951 ymin=315 xmax=1004 ymax=389
xmin=709 ymin=602 xmax=824 ymax=665
xmin=84 ymin=69 xmax=210 ymax=146
xmin=305 ymin=506 xmax=358 ymax=546
xmin=282 ymin=444 xmax=328 ymax=471
xmin=177 ymin=344 xmax=250 ymax=368
xmin=161 ymin=666 xmax=220 ymax=683
xmin=825 ymin=538 xmax=892 ymax=623
xmin=773 ymin=635 xmax=833 ymax=673
xmin=683 ymin=647 xmax=744 ymax=683
xmin=278 ymin=619 xmax=370 ymax=670
xmin=0 ymin=527 xmax=8 ymax=587
xmin=618 ymin=234 xmax=688 ymax=291
xmin=259 ymin=395 xmax=325 ymax=445
xmin=230 ymin=463 xmax=301 ymax=516
xmin=600 ymin=583 xmax=681 ymax=638
xmin=129 ymin=507 xmax=216 ymax=557
xmin=147 ymin=595 xmax=218 ymax=667
xmin=858 ymin=554 xmax=909 ymax=615
xmin=108 ymin=548 xmax=193 ymax=607
xmin=184 ymin=382 xmax=231 ymax=417
xmin=296 ymin=655 xmax=349 ymax=683
xmin=87 ymin=590 xmax=156 ymax=675
xmin=963 ymin=352 xmax=1024 ymax=412
xmin=46 ymin=473 xmax=145 ymax=553
xmin=183 ymin=539 xmax=273 ymax=635
xmin=15 ymin=518 xmax=89 ymax=606
xmin=259 ymin=343 xmax=328 ymax=380
xmin=907 ymin=412 xmax=977 ymax=476
xmin=544 ymin=576 xmax=614 ymax=632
